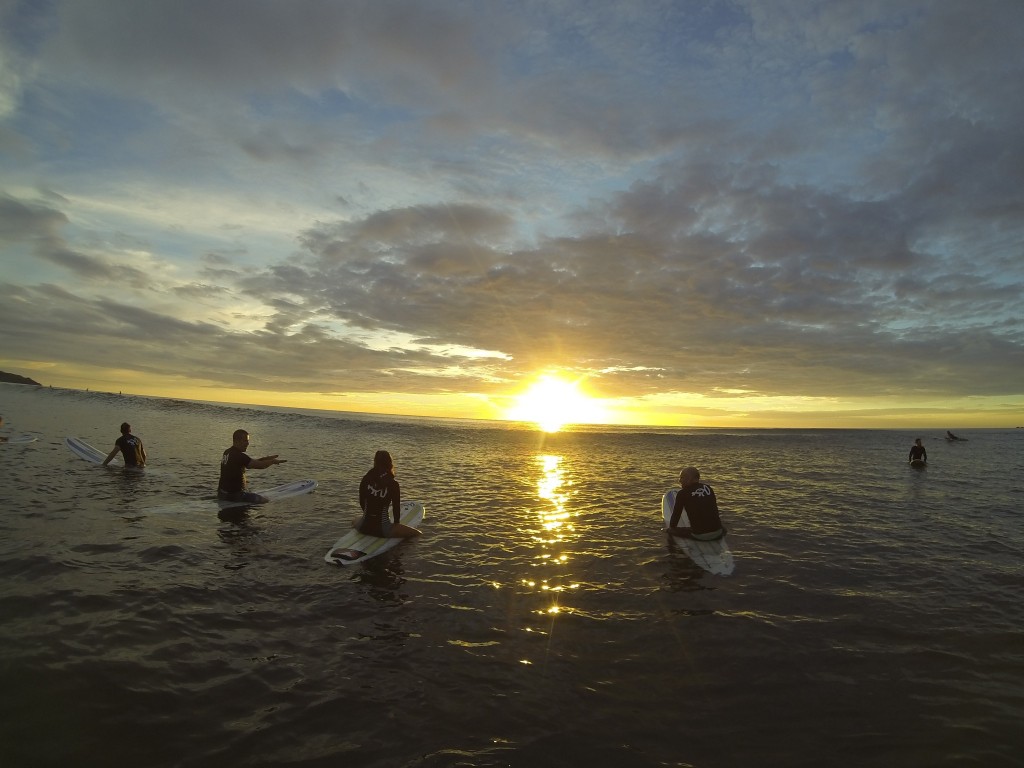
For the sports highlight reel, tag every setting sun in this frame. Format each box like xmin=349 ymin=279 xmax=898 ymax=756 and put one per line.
xmin=505 ymin=374 xmax=608 ymax=431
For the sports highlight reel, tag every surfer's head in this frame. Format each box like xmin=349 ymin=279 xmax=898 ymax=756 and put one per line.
xmin=120 ymin=422 xmax=131 ymax=435
xmin=680 ymin=467 xmax=700 ymax=486
xmin=373 ymin=450 xmax=394 ymax=475
xmin=232 ymin=429 xmax=250 ymax=447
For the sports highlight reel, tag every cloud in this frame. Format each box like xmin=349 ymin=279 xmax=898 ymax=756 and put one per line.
xmin=0 ymin=1 xmax=1022 ymax=423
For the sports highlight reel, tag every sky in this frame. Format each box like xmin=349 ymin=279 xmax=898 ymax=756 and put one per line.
xmin=1 ymin=0 xmax=1022 ymax=428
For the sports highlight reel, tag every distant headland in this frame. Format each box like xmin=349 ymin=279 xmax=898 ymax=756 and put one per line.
xmin=0 ymin=371 xmax=42 ymax=386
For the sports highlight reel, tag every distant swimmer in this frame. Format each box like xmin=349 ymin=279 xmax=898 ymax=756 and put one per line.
xmin=102 ymin=422 xmax=147 ymax=467
xmin=666 ymin=467 xmax=727 ymax=541
xmin=217 ymin=429 xmax=286 ymax=503
xmin=909 ymin=438 xmax=927 ymax=464
xmin=355 ymin=450 xmax=421 ymax=538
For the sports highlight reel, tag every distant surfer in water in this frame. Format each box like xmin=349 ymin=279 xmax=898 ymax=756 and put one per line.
xmin=666 ymin=467 xmax=726 ymax=540
xmin=217 ymin=429 xmax=286 ymax=503
xmin=356 ymin=450 xmax=421 ymax=538
xmin=102 ymin=422 xmax=147 ymax=468
xmin=0 ymin=415 xmax=7 ymax=442
xmin=946 ymin=430 xmax=960 ymax=441
xmin=909 ymin=438 xmax=927 ymax=464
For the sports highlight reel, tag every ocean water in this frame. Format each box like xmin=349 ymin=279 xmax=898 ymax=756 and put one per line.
xmin=0 ymin=382 xmax=1021 ymax=768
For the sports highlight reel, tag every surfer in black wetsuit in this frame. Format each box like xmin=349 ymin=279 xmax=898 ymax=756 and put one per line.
xmin=356 ymin=450 xmax=421 ymax=538
xmin=909 ymin=438 xmax=927 ymax=463
xmin=102 ymin=422 xmax=147 ymax=467
xmin=667 ymin=467 xmax=726 ymax=541
xmin=217 ymin=429 xmax=286 ymax=503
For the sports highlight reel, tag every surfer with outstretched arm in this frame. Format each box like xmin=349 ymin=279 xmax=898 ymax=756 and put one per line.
xmin=102 ymin=422 xmax=147 ymax=468
xmin=217 ymin=429 xmax=286 ymax=504
xmin=666 ymin=467 xmax=727 ymax=541
xmin=355 ymin=450 xmax=421 ymax=538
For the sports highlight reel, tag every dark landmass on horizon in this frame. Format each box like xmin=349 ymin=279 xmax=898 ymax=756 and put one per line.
xmin=0 ymin=371 xmax=42 ymax=386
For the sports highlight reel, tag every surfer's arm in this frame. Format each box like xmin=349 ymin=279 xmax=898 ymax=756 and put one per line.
xmin=391 ymin=482 xmax=401 ymax=524
xmin=101 ymin=446 xmax=120 ymax=466
xmin=249 ymin=454 xmax=286 ymax=469
xmin=668 ymin=494 xmax=685 ymax=529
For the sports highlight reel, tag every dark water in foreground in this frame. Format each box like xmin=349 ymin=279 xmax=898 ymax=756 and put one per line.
xmin=1 ymin=383 xmax=1022 ymax=767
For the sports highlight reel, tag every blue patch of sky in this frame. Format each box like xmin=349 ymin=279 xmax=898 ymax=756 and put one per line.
xmin=13 ymin=85 xmax=166 ymax=177
xmin=1 ymin=0 xmax=60 ymax=55
xmin=247 ymin=87 xmax=422 ymax=129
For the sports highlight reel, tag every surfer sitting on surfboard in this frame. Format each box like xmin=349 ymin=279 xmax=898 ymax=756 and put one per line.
xmin=217 ymin=429 xmax=287 ymax=503
xmin=909 ymin=438 xmax=927 ymax=464
xmin=666 ymin=467 xmax=726 ymax=541
xmin=102 ymin=422 xmax=147 ymax=468
xmin=356 ymin=450 xmax=421 ymax=538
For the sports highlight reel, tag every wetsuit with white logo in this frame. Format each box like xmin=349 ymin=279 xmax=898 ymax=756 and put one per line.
xmin=670 ymin=482 xmax=724 ymax=537
xmin=359 ymin=468 xmax=400 ymax=536
xmin=115 ymin=435 xmax=145 ymax=467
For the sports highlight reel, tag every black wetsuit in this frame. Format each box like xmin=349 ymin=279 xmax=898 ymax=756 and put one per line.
xmin=218 ymin=445 xmax=253 ymax=499
xmin=670 ymin=482 xmax=723 ymax=537
xmin=115 ymin=435 xmax=145 ymax=467
xmin=359 ymin=468 xmax=400 ymax=536
xmin=909 ymin=445 xmax=927 ymax=462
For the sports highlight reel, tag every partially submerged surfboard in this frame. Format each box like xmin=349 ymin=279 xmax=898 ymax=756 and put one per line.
xmin=144 ymin=479 xmax=319 ymax=514
xmin=3 ymin=435 xmax=38 ymax=444
xmin=65 ymin=436 xmax=117 ymax=465
xmin=909 ymin=458 xmax=926 ymax=468
xmin=325 ymin=501 xmax=424 ymax=566
xmin=662 ymin=489 xmax=735 ymax=576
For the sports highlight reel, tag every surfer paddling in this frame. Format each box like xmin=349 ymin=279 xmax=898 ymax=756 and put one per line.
xmin=666 ymin=467 xmax=727 ymax=541
xmin=217 ymin=429 xmax=286 ymax=504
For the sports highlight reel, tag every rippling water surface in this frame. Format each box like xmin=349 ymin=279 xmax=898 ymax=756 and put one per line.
xmin=1 ymin=383 xmax=1022 ymax=767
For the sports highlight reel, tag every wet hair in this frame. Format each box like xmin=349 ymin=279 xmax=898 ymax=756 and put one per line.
xmin=120 ymin=422 xmax=131 ymax=434
xmin=232 ymin=429 xmax=249 ymax=442
xmin=373 ymin=450 xmax=394 ymax=474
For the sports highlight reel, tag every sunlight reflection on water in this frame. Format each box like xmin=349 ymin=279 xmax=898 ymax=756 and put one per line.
xmin=2 ymin=385 xmax=1023 ymax=767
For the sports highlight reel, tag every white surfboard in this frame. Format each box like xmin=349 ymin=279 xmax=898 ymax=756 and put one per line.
xmin=662 ymin=489 xmax=735 ymax=576
xmin=144 ymin=479 xmax=319 ymax=514
xmin=325 ymin=501 xmax=424 ymax=566
xmin=65 ymin=436 xmax=117 ymax=465
xmin=3 ymin=435 xmax=38 ymax=444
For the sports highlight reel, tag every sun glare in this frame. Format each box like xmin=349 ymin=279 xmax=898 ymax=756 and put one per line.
xmin=506 ymin=374 xmax=607 ymax=432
